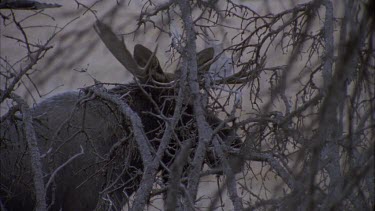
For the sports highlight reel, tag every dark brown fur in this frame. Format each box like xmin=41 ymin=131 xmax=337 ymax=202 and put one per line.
xmin=0 ymin=21 xmax=241 ymax=210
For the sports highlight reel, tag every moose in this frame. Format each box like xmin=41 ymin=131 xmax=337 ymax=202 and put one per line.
xmin=0 ymin=21 xmax=241 ymax=210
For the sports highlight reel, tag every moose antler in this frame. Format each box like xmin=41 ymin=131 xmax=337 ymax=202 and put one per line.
xmin=93 ymin=21 xmax=144 ymax=78
xmin=94 ymin=20 xmax=162 ymax=82
xmin=94 ymin=20 xmax=217 ymax=84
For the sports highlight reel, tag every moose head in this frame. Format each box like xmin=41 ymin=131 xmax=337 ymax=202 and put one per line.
xmin=0 ymin=21 xmax=241 ymax=210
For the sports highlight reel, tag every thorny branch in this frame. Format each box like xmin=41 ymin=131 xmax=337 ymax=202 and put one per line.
xmin=1 ymin=0 xmax=374 ymax=210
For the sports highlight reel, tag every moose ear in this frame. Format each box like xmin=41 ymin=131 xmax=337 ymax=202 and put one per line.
xmin=133 ymin=44 xmax=162 ymax=73
xmin=94 ymin=20 xmax=146 ymax=79
xmin=197 ymin=47 xmax=214 ymax=72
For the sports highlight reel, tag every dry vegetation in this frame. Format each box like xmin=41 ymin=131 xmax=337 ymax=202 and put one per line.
xmin=0 ymin=0 xmax=374 ymax=210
